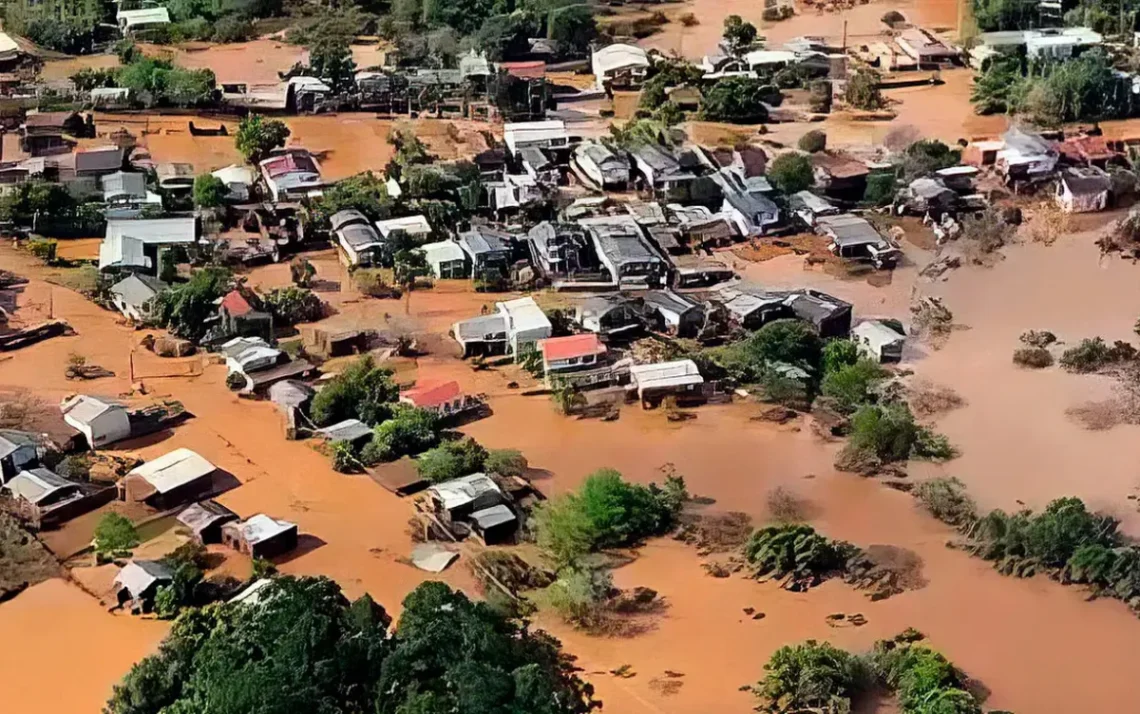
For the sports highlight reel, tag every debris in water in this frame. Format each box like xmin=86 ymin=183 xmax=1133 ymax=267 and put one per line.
xmin=409 ymin=543 xmax=459 ymax=573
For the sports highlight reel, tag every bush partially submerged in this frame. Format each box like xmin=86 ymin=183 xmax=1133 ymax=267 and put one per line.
xmin=1013 ymin=346 xmax=1054 ymax=368
xmin=743 ymin=524 xmax=858 ymax=590
xmin=913 ymin=477 xmax=977 ymax=527
xmin=753 ymin=640 xmax=866 ymax=714
xmin=839 ymin=403 xmax=955 ymax=470
xmin=1060 ymin=337 xmax=1136 ymax=373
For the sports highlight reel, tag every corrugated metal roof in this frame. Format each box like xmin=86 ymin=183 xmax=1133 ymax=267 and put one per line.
xmin=629 ymin=360 xmax=704 ymax=390
xmin=233 ymin=514 xmax=296 ymax=545
xmin=128 ymin=448 xmax=215 ymax=494
xmin=5 ymin=468 xmax=76 ymax=504
xmin=315 ymin=419 xmax=374 ymax=443
xmin=428 ymin=473 xmax=502 ymax=511
xmin=496 ymin=297 xmax=552 ymax=334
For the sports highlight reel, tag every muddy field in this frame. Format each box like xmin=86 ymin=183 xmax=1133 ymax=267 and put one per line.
xmin=5 ymin=201 xmax=1140 ymax=713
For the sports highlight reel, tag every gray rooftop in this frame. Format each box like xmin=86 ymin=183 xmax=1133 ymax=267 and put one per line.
xmin=110 ymin=273 xmax=167 ymax=309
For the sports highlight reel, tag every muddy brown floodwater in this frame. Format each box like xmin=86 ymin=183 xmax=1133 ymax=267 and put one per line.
xmin=6 ymin=209 xmax=1140 ymax=714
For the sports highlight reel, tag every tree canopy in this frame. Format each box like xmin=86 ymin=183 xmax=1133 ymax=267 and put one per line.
xmin=722 ymin=14 xmax=758 ymax=54
xmin=235 ymin=114 xmax=291 ymax=164
xmin=192 ymin=174 xmax=228 ymax=208
xmin=310 ymin=355 xmax=400 ymax=427
xmin=767 ymin=153 xmax=814 ymax=194
xmin=701 ymin=76 xmax=771 ymax=124
xmin=155 ymin=267 xmax=233 ymax=342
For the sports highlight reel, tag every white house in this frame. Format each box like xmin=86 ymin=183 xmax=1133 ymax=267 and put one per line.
xmin=108 ymin=273 xmax=167 ymax=322
xmin=375 ymin=214 xmax=433 ymax=241
xmin=592 ymin=44 xmax=650 ymax=90
xmin=420 ymin=240 xmax=469 ymax=279
xmin=211 ymin=164 xmax=256 ymax=202
xmin=628 ymin=360 xmax=704 ymax=401
xmin=99 ymin=217 xmax=197 ymax=272
xmin=503 ymin=120 xmax=569 ymax=156
xmin=573 ymin=141 xmax=630 ymax=190
xmin=852 ymin=320 xmax=906 ymax=363
xmin=258 ymin=150 xmax=323 ymax=202
xmin=497 ymin=297 xmax=552 ymax=355
xmin=60 ymin=395 xmax=132 ymax=448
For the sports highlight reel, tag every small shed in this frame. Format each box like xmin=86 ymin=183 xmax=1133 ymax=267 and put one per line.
xmin=421 ymin=240 xmax=469 ymax=279
xmin=222 ymin=514 xmax=299 ymax=559
xmin=497 ymin=297 xmax=553 ymax=356
xmin=108 ymin=273 xmax=167 ymax=323
xmin=4 ymin=468 xmax=79 ymax=509
xmin=575 ymin=295 xmax=643 ymax=337
xmin=638 ymin=290 xmax=705 ymax=337
xmin=0 ymin=429 xmax=41 ymax=482
xmin=114 ymin=560 xmax=172 ymax=611
xmin=427 ymin=473 xmax=504 ymax=522
xmin=120 ymin=448 xmax=217 ymax=509
xmin=315 ymin=419 xmax=374 ymax=446
xmin=60 ymin=395 xmax=132 ymax=449
xmin=177 ymin=500 xmax=239 ymax=544
xmin=376 ymin=215 xmax=432 ymax=241
xmin=628 ymin=360 xmax=704 ymax=404
xmin=1056 ymin=166 xmax=1111 ymax=213
xmin=852 ymin=320 xmax=906 ymax=362
xmin=469 ymin=504 xmax=517 ymax=545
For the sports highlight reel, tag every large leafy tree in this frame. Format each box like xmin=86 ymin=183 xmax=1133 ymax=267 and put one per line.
xmin=310 ymin=355 xmax=400 ymax=426
xmin=700 ymin=76 xmax=770 ymax=123
xmin=309 ymin=37 xmax=357 ymax=94
xmin=155 ymin=267 xmax=232 ymax=342
xmin=722 ymin=14 xmax=758 ymax=54
xmin=767 ymin=152 xmax=814 ymax=194
xmin=235 ymin=114 xmax=291 ymax=164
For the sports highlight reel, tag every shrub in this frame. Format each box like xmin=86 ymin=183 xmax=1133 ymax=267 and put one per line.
xmin=94 ymin=513 xmax=140 ymax=557
xmin=864 ymin=172 xmax=897 ymax=206
xmin=329 ymin=440 xmax=358 ymax=473
xmin=700 ymin=76 xmax=771 ymax=124
xmin=484 ymin=448 xmax=528 ymax=477
xmin=821 ymin=339 xmax=860 ymax=375
xmin=808 ymin=80 xmax=832 ymax=113
xmin=767 ymin=152 xmax=814 ymax=194
xmin=416 ymin=438 xmax=488 ymax=481
xmin=753 ymin=640 xmax=866 ymax=713
xmin=913 ymin=476 xmax=977 ymax=527
xmin=766 ymin=486 xmax=809 ymax=523
xmin=360 ymin=406 xmax=440 ymax=464
xmin=844 ymin=403 xmax=954 ymax=465
xmin=845 ymin=69 xmax=884 ymax=111
xmin=235 ymin=114 xmax=290 ymax=164
xmin=310 ymin=356 xmax=399 ymax=427
xmin=541 ymin=565 xmax=613 ymax=628
xmin=882 ymin=10 xmax=906 ymax=25
xmin=1013 ymin=346 xmax=1053 ymax=368
xmin=743 ymin=524 xmax=857 ymax=586
xmin=798 ymin=130 xmax=827 ymax=153
xmin=290 ymin=257 xmax=316 ymax=287
xmin=1020 ymin=329 xmax=1056 ymax=348
xmin=26 ymin=238 xmax=58 ymax=264
xmin=193 ymin=174 xmax=228 ymax=208
xmin=155 ymin=267 xmax=232 ymax=342
xmin=213 ymin=15 xmax=255 ymax=43
xmin=820 ymin=359 xmax=886 ymax=413
xmin=1059 ymin=337 xmax=1120 ymax=373
xmin=354 ymin=269 xmax=401 ymax=299
xmin=261 ymin=286 xmax=325 ymax=326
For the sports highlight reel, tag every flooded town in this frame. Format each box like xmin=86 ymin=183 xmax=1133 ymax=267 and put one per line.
xmin=4 ymin=0 xmax=1140 ymax=711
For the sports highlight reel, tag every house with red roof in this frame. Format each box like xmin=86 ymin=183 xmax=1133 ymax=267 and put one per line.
xmin=217 ymin=290 xmax=273 ymax=342
xmin=538 ymin=333 xmax=621 ymax=389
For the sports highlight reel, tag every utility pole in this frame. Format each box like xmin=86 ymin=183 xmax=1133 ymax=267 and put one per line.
xmin=842 ymin=20 xmax=848 ymax=52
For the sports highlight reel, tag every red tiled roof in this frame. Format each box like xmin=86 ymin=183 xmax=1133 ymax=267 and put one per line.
xmin=500 ymin=61 xmax=546 ymax=79
xmin=1056 ymin=135 xmax=1115 ymax=162
xmin=401 ymin=380 xmax=462 ymax=408
xmin=221 ymin=290 xmax=253 ymax=316
xmin=540 ymin=333 xmax=606 ymax=362
xmin=261 ymin=152 xmax=318 ymax=178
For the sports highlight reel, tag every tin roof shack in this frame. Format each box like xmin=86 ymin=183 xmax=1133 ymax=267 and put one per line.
xmin=60 ymin=395 xmax=131 ymax=449
xmin=218 ymin=291 xmax=274 ymax=343
xmin=259 ymin=149 xmax=323 ymax=202
xmin=811 ymin=153 xmax=870 ymax=199
xmin=1056 ymin=166 xmax=1111 ymax=213
xmin=20 ymin=111 xmax=87 ymax=156
xmin=268 ymin=379 xmax=314 ymax=439
xmin=538 ymin=333 xmax=619 ymax=389
xmin=573 ymin=141 xmax=630 ymax=190
xmin=895 ymin=28 xmax=961 ymax=66
xmin=934 ymin=165 xmax=979 ymax=192
xmin=498 ymin=296 xmax=553 ymax=356
xmin=117 ymin=7 xmax=171 ymax=34
xmin=301 ymin=327 xmax=370 ymax=360
xmin=458 ymin=226 xmax=515 ymax=283
xmin=120 ymin=448 xmax=218 ymax=510
xmin=99 ymin=217 xmax=197 ymax=273
xmin=784 ymin=289 xmax=853 ymax=338
xmin=527 ymin=222 xmax=598 ymax=279
xmin=628 ymin=359 xmax=705 ymax=407
xmin=668 ymin=204 xmax=736 ymax=250
xmin=315 ymin=419 xmax=374 ymax=447
xmin=421 ymin=240 xmax=470 ymax=279
xmin=713 ymin=285 xmax=791 ymax=330
xmin=177 ymin=500 xmax=239 ymax=544
xmin=114 ymin=560 xmax=172 ymax=612
xmin=853 ymin=319 xmax=906 ymax=362
xmin=109 ymin=273 xmax=167 ymax=323
xmin=638 ymin=289 xmax=707 ymax=337
xmin=400 ymin=380 xmax=485 ymax=422
xmin=75 ymin=146 xmax=124 ymax=178
xmin=470 ymin=503 xmax=518 ymax=545
xmin=3 ymin=467 xmax=113 ymax=529
xmin=155 ymin=162 xmax=195 ymax=193
xmin=223 ymin=514 xmax=299 ymax=559
xmin=996 ymin=127 xmax=1058 ymax=185
xmin=901 ymin=177 xmax=957 ymax=216
xmin=592 ymin=43 xmax=650 ymax=91
xmin=452 ymin=313 xmax=510 ymax=357
xmin=719 ymin=186 xmax=781 ymax=237
xmin=376 ymin=214 xmax=433 ymax=243
xmin=789 ymin=190 xmax=839 ymax=228
xmin=427 ymin=473 xmax=517 ymax=539
xmin=581 ymin=214 xmax=668 ymax=289
xmin=211 ymin=164 xmax=256 ymax=203
xmin=331 ymin=210 xmax=386 ymax=267
xmin=221 ymin=337 xmax=314 ymax=394
xmin=0 ymin=430 xmax=41 ymax=483
xmin=575 ymin=295 xmax=644 ymax=337
xmin=629 ymin=144 xmax=698 ymax=199
xmin=503 ymin=120 xmax=570 ymax=157
xmin=817 ymin=214 xmax=901 ymax=269
xmin=102 ymin=171 xmax=162 ymax=219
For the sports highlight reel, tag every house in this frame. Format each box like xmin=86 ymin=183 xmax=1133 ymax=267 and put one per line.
xmin=895 ymin=28 xmax=960 ymax=65
xmin=628 ymin=360 xmax=704 ymax=405
xmin=218 ymin=291 xmax=274 ymax=342
xmin=1056 ymin=166 xmax=1111 ymax=213
xmin=1056 ymin=135 xmax=1116 ymax=167
xmin=934 ymin=165 xmax=979 ymax=192
xmin=0 ymin=430 xmax=40 ymax=482
xmin=720 ymin=189 xmax=780 ymax=237
xmin=671 ymin=255 xmax=735 ymax=290
xmin=575 ymin=295 xmax=643 ymax=337
xmin=639 ymin=290 xmax=706 ymax=337
xmin=314 ymin=419 xmax=374 ymax=447
xmin=211 ymin=164 xmax=256 ymax=202
xmin=259 ymin=149 xmax=323 ymax=201
xmin=223 ymin=514 xmax=299 ymax=559
xmin=75 ymin=146 xmax=124 ymax=177
xmin=452 ymin=314 xmax=510 ymax=357
xmin=223 ymin=339 xmax=313 ymax=394
xmin=629 ymin=144 xmax=697 ymax=196
xmin=457 ymin=226 xmax=515 ymax=280
xmin=817 ymin=214 xmax=901 ymax=269
xmin=573 ymin=141 xmax=630 ymax=189
xmin=497 ymin=296 xmax=553 ymax=355
xmin=962 ymin=139 xmax=1006 ymax=167
xmin=155 ymin=162 xmax=195 ymax=192
xmin=375 ymin=215 xmax=432 ymax=242
xmin=114 ymin=560 xmax=173 ymax=612
xmin=974 ymin=27 xmax=1101 ymax=61
xmin=269 ymin=380 xmax=314 ymax=439
xmin=331 ymin=210 xmax=386 ymax=267
xmin=901 ymin=177 xmax=956 ymax=215
xmin=592 ymin=43 xmax=650 ymax=90
xmin=580 ymin=214 xmax=668 ymax=289
xmin=4 ymin=468 xmax=77 ymax=511
xmin=420 ymin=240 xmax=470 ymax=279
xmin=789 ymin=190 xmax=839 ymax=228
xmin=503 ymin=120 xmax=569 ymax=156
xmin=743 ymin=49 xmax=799 ymax=71
xmin=996 ymin=127 xmax=1058 ymax=182
xmin=527 ymin=222 xmax=595 ymax=277
xmin=712 ymin=284 xmax=792 ymax=330
xmin=485 ymin=174 xmax=543 ymax=213
xmin=427 ymin=473 xmax=504 ymax=523
xmin=811 ymin=153 xmax=869 ymax=198
xmin=470 ymin=504 xmax=517 ymax=545
xmin=400 ymin=380 xmax=482 ymax=420
xmin=117 ymin=7 xmax=171 ymax=33
xmin=119 ymin=447 xmax=218 ymax=509
xmin=668 ymin=205 xmax=736 ymax=249
xmin=853 ymin=320 xmax=906 ymax=362
xmin=60 ymin=395 xmax=131 ymax=449
xmin=102 ymin=171 xmax=162 ymax=217
xmin=538 ymin=333 xmax=614 ymax=388
xmin=784 ymin=289 xmax=853 ymax=338
xmin=20 ymin=111 xmax=86 ymax=156
xmin=177 ymin=500 xmax=239 ymax=544
xmin=4 ymin=467 xmax=111 ymax=529
xmin=108 ymin=273 xmax=167 ymax=323
xmin=221 ymin=336 xmax=281 ymax=375
xmin=99 ymin=217 xmax=197 ymax=273
xmin=517 ymin=147 xmax=559 ymax=184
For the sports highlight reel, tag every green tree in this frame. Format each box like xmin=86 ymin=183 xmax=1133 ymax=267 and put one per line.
xmin=485 ymin=448 xmax=528 ymax=477
xmin=235 ymin=114 xmax=291 ymax=164
xmin=310 ymin=355 xmax=400 ymax=426
xmin=318 ymin=171 xmax=395 ymax=222
xmin=753 ymin=640 xmax=865 ymax=714
xmin=547 ymin=5 xmax=597 ymax=56
xmin=722 ymin=14 xmax=758 ymax=54
xmin=260 ymin=286 xmax=325 ymax=326
xmin=154 ymin=267 xmax=232 ymax=342
xmin=767 ymin=152 xmax=814 ymax=194
xmin=309 ymin=37 xmax=357 ymax=94
xmin=94 ymin=513 xmax=140 ymax=556
xmin=416 ymin=438 xmax=488 ymax=481
xmin=798 ymin=130 xmax=827 ymax=153
xmin=289 ymin=256 xmax=316 ymax=287
xmin=700 ymin=76 xmax=770 ymax=123
xmin=360 ymin=406 xmax=440 ymax=463
xmin=393 ymin=248 xmax=430 ymax=290
xmin=844 ymin=68 xmax=884 ymax=110
xmin=864 ymin=172 xmax=897 ymax=206
xmin=192 ymin=174 xmax=228 ymax=208
xmin=821 ymin=339 xmax=860 ymax=375
xmin=902 ymin=139 xmax=960 ymax=178
xmin=820 ymin=359 xmax=886 ymax=413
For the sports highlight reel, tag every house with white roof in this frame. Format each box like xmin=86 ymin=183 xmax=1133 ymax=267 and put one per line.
xmin=592 ymin=43 xmax=650 ymax=90
xmin=119 ymin=448 xmax=217 ymax=509
xmin=108 ymin=273 xmax=167 ymax=323
xmin=60 ymin=395 xmax=131 ymax=448
xmin=503 ymin=120 xmax=569 ymax=156
xmin=114 ymin=560 xmax=172 ymax=611
xmin=222 ymin=513 xmax=298 ymax=559
xmin=420 ymin=240 xmax=470 ymax=279
xmin=117 ymin=7 xmax=170 ymax=34
xmin=628 ymin=360 xmax=704 ymax=404
xmin=375 ymin=214 xmax=433 ymax=241
xmin=99 ymin=216 xmax=197 ymax=272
